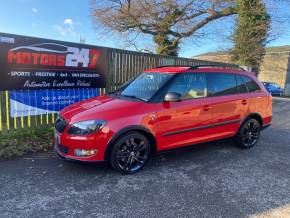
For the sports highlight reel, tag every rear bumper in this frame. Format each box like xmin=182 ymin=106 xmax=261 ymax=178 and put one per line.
xmin=262 ymin=123 xmax=271 ymax=130
xmin=270 ymin=91 xmax=283 ymax=96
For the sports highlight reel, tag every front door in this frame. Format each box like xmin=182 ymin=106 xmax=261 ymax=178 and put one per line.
xmin=154 ymin=73 xmax=213 ymax=150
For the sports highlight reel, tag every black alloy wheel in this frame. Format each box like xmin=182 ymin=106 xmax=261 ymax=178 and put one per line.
xmin=235 ymin=118 xmax=261 ymax=148
xmin=110 ymin=132 xmax=150 ymax=174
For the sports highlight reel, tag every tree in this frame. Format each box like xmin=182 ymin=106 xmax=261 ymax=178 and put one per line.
xmin=91 ymin=0 xmax=237 ymax=56
xmin=231 ymin=0 xmax=270 ymax=72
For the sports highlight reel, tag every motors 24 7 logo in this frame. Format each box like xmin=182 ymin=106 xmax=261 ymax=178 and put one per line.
xmin=7 ymin=43 xmax=101 ymax=69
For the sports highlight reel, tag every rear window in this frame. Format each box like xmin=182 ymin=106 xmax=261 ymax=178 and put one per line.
xmin=236 ymin=75 xmax=248 ymax=94
xmin=242 ymin=76 xmax=261 ymax=92
xmin=207 ymin=73 xmax=238 ymax=96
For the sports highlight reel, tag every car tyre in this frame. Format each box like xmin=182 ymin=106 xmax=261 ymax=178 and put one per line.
xmin=110 ymin=132 xmax=151 ymax=174
xmin=235 ymin=118 xmax=261 ymax=149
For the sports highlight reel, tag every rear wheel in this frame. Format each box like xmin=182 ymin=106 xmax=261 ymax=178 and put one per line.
xmin=110 ymin=132 xmax=151 ymax=174
xmin=235 ymin=118 xmax=261 ymax=148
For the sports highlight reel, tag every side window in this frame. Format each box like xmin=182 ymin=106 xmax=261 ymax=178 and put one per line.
xmin=167 ymin=73 xmax=207 ymax=100
xmin=242 ymin=76 xmax=261 ymax=92
xmin=207 ymin=73 xmax=238 ymax=96
xmin=236 ymin=75 xmax=248 ymax=94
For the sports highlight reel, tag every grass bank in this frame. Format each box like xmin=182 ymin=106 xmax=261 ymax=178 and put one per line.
xmin=0 ymin=127 xmax=54 ymax=159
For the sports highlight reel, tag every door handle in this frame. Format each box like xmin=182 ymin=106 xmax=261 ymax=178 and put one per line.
xmin=203 ymin=105 xmax=210 ymax=111
xmin=241 ymin=99 xmax=247 ymax=105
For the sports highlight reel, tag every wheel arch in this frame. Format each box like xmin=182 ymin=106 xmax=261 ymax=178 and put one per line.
xmin=234 ymin=113 xmax=263 ymax=148
xmin=241 ymin=113 xmax=263 ymax=128
xmin=104 ymin=125 xmax=157 ymax=161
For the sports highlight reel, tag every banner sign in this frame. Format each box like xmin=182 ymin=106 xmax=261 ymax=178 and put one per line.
xmin=10 ymin=88 xmax=99 ymax=118
xmin=0 ymin=33 xmax=107 ymax=90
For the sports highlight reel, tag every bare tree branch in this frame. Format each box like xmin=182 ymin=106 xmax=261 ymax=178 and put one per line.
xmin=90 ymin=0 xmax=237 ymax=55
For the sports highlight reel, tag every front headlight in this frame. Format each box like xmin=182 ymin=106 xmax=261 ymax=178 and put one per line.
xmin=67 ymin=120 xmax=106 ymax=135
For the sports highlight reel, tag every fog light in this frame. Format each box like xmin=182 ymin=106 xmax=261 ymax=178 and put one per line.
xmin=74 ymin=149 xmax=97 ymax=157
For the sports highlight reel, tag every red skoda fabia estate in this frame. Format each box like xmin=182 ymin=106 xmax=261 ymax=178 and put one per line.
xmin=55 ymin=66 xmax=272 ymax=174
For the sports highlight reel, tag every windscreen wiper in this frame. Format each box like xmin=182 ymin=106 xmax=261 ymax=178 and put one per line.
xmin=121 ymin=94 xmax=147 ymax=102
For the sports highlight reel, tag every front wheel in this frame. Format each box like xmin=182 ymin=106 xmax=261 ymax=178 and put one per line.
xmin=235 ymin=118 xmax=261 ymax=148
xmin=110 ymin=132 xmax=151 ymax=174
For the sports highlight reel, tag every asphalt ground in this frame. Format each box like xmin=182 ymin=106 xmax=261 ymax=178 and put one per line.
xmin=0 ymin=98 xmax=290 ymax=218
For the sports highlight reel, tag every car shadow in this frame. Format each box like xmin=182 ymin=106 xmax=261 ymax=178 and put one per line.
xmin=57 ymin=138 xmax=238 ymax=175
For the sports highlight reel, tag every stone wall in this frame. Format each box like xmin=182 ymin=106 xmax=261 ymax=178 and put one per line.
xmin=259 ymin=52 xmax=290 ymax=89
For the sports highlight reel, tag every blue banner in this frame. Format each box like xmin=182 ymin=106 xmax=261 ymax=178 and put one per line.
xmin=10 ymin=89 xmax=99 ymax=117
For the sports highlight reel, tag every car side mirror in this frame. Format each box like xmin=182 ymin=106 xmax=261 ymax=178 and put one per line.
xmin=164 ymin=92 xmax=182 ymax=102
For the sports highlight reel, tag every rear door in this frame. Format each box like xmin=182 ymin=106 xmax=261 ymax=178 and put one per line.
xmin=207 ymin=73 xmax=248 ymax=138
xmin=240 ymin=75 xmax=270 ymax=124
xmin=155 ymin=73 xmax=213 ymax=150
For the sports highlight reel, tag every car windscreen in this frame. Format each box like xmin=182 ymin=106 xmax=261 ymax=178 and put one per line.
xmin=120 ymin=72 xmax=174 ymax=101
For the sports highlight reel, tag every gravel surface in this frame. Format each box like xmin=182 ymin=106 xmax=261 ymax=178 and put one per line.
xmin=0 ymin=98 xmax=290 ymax=218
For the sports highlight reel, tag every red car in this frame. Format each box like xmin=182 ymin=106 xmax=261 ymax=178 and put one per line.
xmin=55 ymin=65 xmax=272 ymax=174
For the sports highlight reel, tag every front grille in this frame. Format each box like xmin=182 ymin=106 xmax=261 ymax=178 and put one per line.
xmin=58 ymin=144 xmax=69 ymax=154
xmin=55 ymin=117 xmax=67 ymax=133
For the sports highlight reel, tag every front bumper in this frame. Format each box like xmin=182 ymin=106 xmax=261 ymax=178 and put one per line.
xmin=54 ymin=144 xmax=104 ymax=162
xmin=54 ymin=129 xmax=113 ymax=161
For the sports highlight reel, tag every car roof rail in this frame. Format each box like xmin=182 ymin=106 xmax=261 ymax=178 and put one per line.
xmin=190 ymin=64 xmax=246 ymax=71
xmin=155 ymin=64 xmax=246 ymax=71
